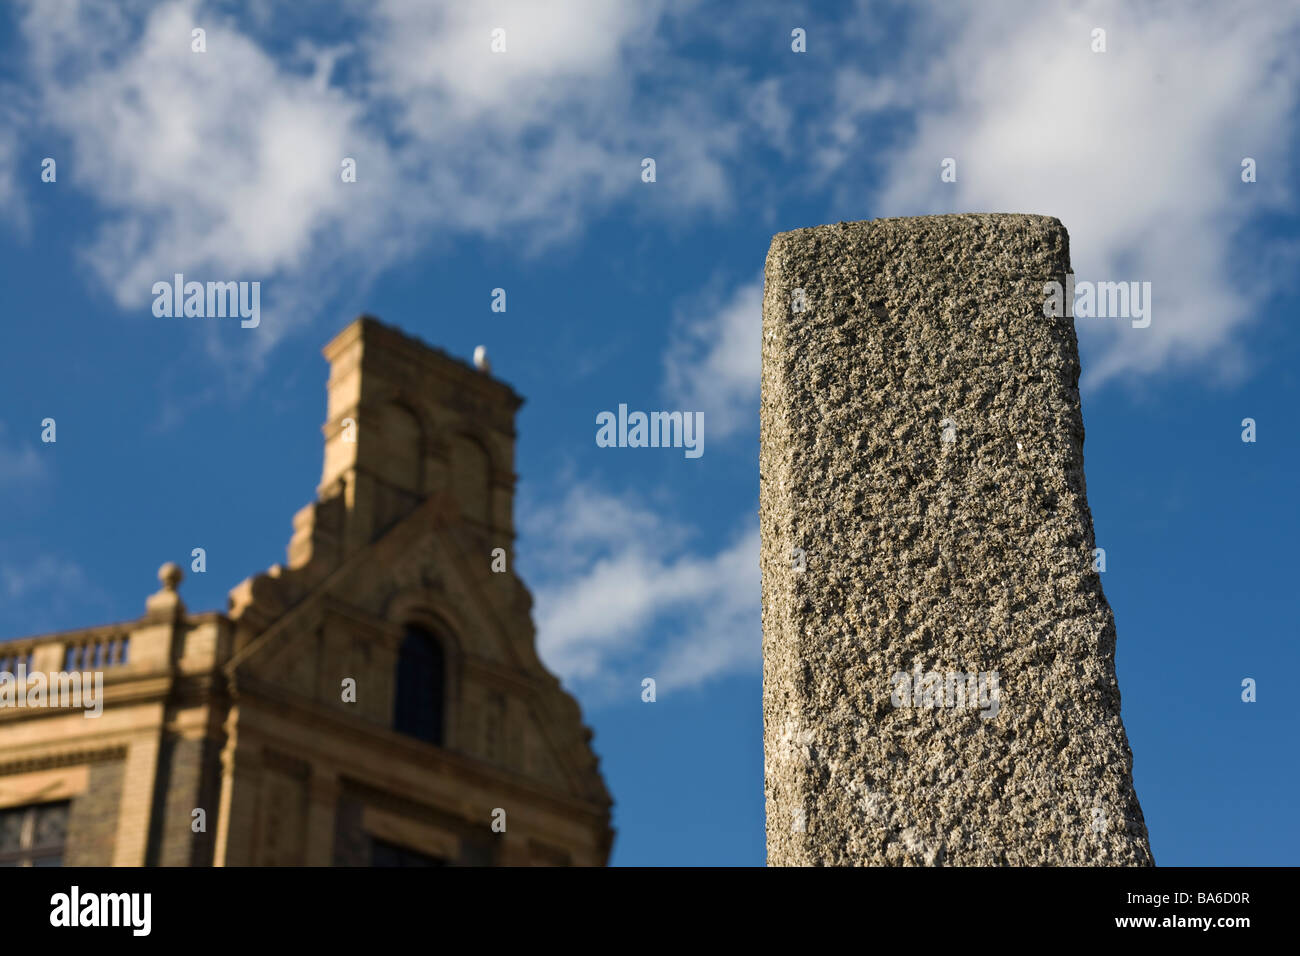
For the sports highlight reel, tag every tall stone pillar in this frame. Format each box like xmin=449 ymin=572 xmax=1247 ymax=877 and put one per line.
xmin=760 ymin=214 xmax=1153 ymax=866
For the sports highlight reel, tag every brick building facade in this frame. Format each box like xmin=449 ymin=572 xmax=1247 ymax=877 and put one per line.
xmin=0 ymin=316 xmax=613 ymax=866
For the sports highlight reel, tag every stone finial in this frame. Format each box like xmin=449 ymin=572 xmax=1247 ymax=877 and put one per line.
xmin=146 ymin=562 xmax=186 ymax=620
xmin=159 ymin=562 xmax=183 ymax=591
xmin=473 ymin=345 xmax=491 ymax=373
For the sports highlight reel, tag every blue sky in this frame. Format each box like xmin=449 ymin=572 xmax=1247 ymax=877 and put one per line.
xmin=1 ymin=0 xmax=1297 ymax=866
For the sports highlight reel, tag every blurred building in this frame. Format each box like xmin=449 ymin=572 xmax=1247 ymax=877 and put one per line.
xmin=0 ymin=316 xmax=613 ymax=866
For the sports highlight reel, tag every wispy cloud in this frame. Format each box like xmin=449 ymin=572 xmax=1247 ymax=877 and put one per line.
xmin=0 ymin=553 xmax=112 ymax=639
xmin=827 ymin=0 xmax=1300 ymax=386
xmin=11 ymin=0 xmax=751 ymax=357
xmin=522 ymin=482 xmax=758 ymax=700
xmin=0 ymin=423 xmax=48 ymax=486
xmin=19 ymin=0 xmax=391 ymax=356
xmin=9 ymin=0 xmax=1299 ymax=696
xmin=0 ymin=555 xmax=91 ymax=603
xmin=0 ymin=101 xmax=29 ymax=228
xmin=662 ymin=275 xmax=763 ymax=442
xmin=525 ymin=267 xmax=765 ymax=698
xmin=13 ymin=0 xmax=1297 ymax=391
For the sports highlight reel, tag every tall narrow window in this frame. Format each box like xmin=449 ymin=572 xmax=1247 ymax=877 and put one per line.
xmin=394 ymin=626 xmax=446 ymax=745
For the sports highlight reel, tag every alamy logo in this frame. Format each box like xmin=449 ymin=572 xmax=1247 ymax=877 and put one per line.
xmin=152 ymin=274 xmax=261 ymax=328
xmin=1042 ymin=273 xmax=1151 ymax=328
xmin=595 ymin=404 xmax=704 ymax=458
xmin=50 ymin=886 xmax=151 ymax=936
xmin=890 ymin=666 xmax=1000 ymax=719
xmin=0 ymin=665 xmax=103 ymax=717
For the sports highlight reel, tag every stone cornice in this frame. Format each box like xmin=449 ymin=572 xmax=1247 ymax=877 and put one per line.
xmin=231 ymin=674 xmax=611 ymax=824
xmin=0 ymin=744 xmax=128 ymax=777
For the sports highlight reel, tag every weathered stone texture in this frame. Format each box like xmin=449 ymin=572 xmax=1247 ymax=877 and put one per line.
xmin=761 ymin=214 xmax=1153 ymax=866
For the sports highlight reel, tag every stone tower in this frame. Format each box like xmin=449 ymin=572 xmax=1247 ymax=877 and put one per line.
xmin=0 ymin=315 xmax=612 ymax=867
xmin=760 ymin=215 xmax=1153 ymax=866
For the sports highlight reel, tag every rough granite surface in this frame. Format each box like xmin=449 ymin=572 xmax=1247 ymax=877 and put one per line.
xmin=760 ymin=214 xmax=1154 ymax=866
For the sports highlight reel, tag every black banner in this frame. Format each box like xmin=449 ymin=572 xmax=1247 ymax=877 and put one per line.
xmin=2 ymin=866 xmax=1281 ymax=941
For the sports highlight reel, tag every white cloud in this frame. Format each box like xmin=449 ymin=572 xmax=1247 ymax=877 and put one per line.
xmin=0 ymin=555 xmax=90 ymax=603
xmin=662 ymin=276 xmax=763 ymax=441
xmin=0 ymin=424 xmax=48 ymax=486
xmin=747 ymin=77 xmax=793 ymax=147
xmin=12 ymin=0 xmax=746 ymax=351
xmin=828 ymin=0 xmax=1300 ymax=386
xmin=10 ymin=0 xmax=1297 ymax=389
xmin=365 ymin=0 xmax=667 ymax=119
xmin=21 ymin=1 xmax=392 ymax=349
xmin=651 ymin=526 xmax=760 ymax=690
xmin=9 ymin=0 xmax=1295 ymax=694
xmin=0 ymin=115 xmax=26 ymax=226
xmin=522 ymin=483 xmax=758 ymax=698
xmin=0 ymin=554 xmax=111 ymax=639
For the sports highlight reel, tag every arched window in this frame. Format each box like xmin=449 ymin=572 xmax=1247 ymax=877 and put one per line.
xmin=394 ymin=625 xmax=446 ymax=745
